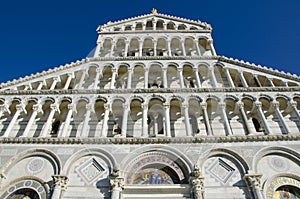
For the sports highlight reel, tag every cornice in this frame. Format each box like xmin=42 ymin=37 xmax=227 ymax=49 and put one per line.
xmin=99 ymin=29 xmax=212 ymax=35
xmin=0 ymin=87 xmax=299 ymax=96
xmin=0 ymin=135 xmax=299 ymax=145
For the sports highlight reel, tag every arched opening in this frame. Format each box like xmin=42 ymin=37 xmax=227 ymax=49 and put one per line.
xmin=167 ymin=22 xmax=175 ymax=30
xmin=115 ymin=65 xmax=128 ymax=89
xmin=8 ymin=188 xmax=40 ymax=199
xmin=171 ymin=38 xmax=182 ymax=56
xmin=183 ymin=64 xmax=196 ymax=88
xmin=274 ymin=185 xmax=300 ymax=198
xmin=99 ymin=66 xmax=112 ymax=89
xmin=147 ymin=99 xmax=164 ymax=137
xmin=156 ymin=38 xmax=167 ymax=56
xmin=170 ymin=99 xmax=182 ymax=137
xmin=100 ymin=39 xmax=112 ymax=57
xmin=167 ymin=65 xmax=180 ymax=88
xmin=108 ymin=99 xmax=124 ymax=137
xmin=132 ymin=65 xmax=145 ymax=89
xmin=93 ymin=99 xmax=105 ymax=137
xmin=135 ymin=23 xmax=143 ymax=30
xmin=128 ymin=38 xmax=139 ymax=57
xmin=142 ymin=38 xmax=154 ymax=56
xmin=184 ymin=38 xmax=196 ymax=56
xmin=148 ymin=64 xmax=163 ymax=88
xmin=156 ymin=20 xmax=164 ymax=30
xmin=115 ymin=38 xmax=126 ymax=57
xmin=146 ymin=21 xmax=153 ymax=30
xmin=128 ymin=99 xmax=142 ymax=137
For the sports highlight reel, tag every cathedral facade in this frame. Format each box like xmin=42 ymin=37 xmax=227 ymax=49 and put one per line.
xmin=0 ymin=9 xmax=300 ymax=199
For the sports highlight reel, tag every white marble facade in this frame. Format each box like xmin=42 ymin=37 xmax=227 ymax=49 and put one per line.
xmin=0 ymin=9 xmax=300 ymax=199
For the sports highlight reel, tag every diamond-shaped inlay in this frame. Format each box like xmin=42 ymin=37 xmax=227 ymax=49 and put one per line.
xmin=207 ymin=158 xmax=235 ymax=184
xmin=76 ymin=158 xmax=105 ymax=185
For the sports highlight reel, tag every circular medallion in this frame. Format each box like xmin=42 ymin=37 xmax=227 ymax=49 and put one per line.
xmin=27 ymin=157 xmax=45 ymax=174
xmin=268 ymin=157 xmax=289 ymax=172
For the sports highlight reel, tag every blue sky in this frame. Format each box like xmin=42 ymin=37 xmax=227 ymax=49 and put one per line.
xmin=0 ymin=0 xmax=300 ymax=83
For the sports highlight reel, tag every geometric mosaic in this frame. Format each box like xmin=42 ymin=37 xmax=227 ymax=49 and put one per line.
xmin=207 ymin=158 xmax=235 ymax=184
xmin=75 ymin=158 xmax=105 ymax=185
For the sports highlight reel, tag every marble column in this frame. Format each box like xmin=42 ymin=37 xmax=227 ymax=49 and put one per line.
xmin=190 ymin=165 xmax=204 ymax=199
xmin=60 ymin=104 xmax=73 ymax=137
xmin=237 ymin=102 xmax=252 ymax=135
xmin=51 ymin=175 xmax=69 ymax=199
xmin=253 ymin=75 xmax=262 ymax=87
xmin=63 ymin=73 xmax=73 ymax=90
xmin=272 ymin=101 xmax=291 ymax=134
xmin=268 ymin=78 xmax=275 ymax=87
xmin=50 ymin=77 xmax=60 ymax=90
xmin=255 ymin=101 xmax=271 ymax=135
xmin=167 ymin=39 xmax=172 ymax=56
xmin=224 ymin=67 xmax=235 ymax=88
xmin=183 ymin=104 xmax=192 ymax=136
xmin=289 ymin=101 xmax=300 ymax=121
xmin=239 ymin=71 xmax=248 ymax=87
xmin=110 ymin=68 xmax=117 ymax=89
xmin=77 ymin=69 xmax=87 ymax=89
xmin=101 ymin=104 xmax=110 ymax=137
xmin=36 ymin=81 xmax=45 ymax=90
xmin=109 ymin=177 xmax=124 ymax=199
xmin=194 ymin=39 xmax=201 ymax=56
xmin=127 ymin=68 xmax=132 ymax=89
xmin=164 ymin=103 xmax=171 ymax=137
xmin=142 ymin=103 xmax=148 ymax=137
xmin=110 ymin=41 xmax=115 ymax=57
xmin=3 ymin=104 xmax=26 ymax=137
xmin=22 ymin=104 xmax=42 ymax=137
xmin=162 ymin=67 xmax=168 ymax=88
xmin=178 ymin=68 xmax=185 ymax=88
xmin=80 ymin=104 xmax=93 ymax=137
xmin=139 ymin=41 xmax=143 ymax=57
xmin=219 ymin=103 xmax=233 ymax=136
xmin=93 ymin=68 xmax=101 ymax=89
xmin=209 ymin=67 xmax=217 ymax=88
xmin=41 ymin=104 xmax=59 ymax=137
xmin=0 ymin=104 xmax=10 ymax=119
xmin=200 ymin=102 xmax=212 ymax=136
xmin=153 ymin=39 xmax=157 ymax=56
xmin=144 ymin=68 xmax=149 ymax=88
xmin=193 ymin=68 xmax=201 ymax=88
xmin=243 ymin=174 xmax=263 ymax=199
xmin=208 ymin=39 xmax=216 ymax=56
xmin=121 ymin=103 xmax=129 ymax=137
xmin=124 ymin=41 xmax=129 ymax=57
xmin=181 ymin=39 xmax=186 ymax=56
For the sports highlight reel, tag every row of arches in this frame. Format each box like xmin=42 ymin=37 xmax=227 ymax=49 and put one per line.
xmin=1 ymin=145 xmax=300 ymax=198
xmin=103 ymin=18 xmax=203 ymax=32
xmin=97 ymin=37 xmax=213 ymax=57
xmin=7 ymin=62 xmax=299 ymax=91
xmin=0 ymin=93 xmax=299 ymax=138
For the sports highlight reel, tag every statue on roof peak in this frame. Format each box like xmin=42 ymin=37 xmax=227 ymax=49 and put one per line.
xmin=151 ymin=8 xmax=157 ymax=14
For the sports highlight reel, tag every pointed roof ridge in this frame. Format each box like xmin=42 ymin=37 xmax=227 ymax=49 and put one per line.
xmin=97 ymin=9 xmax=212 ymax=31
xmin=0 ymin=58 xmax=89 ymax=89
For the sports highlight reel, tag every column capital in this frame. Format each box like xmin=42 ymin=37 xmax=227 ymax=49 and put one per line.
xmin=200 ymin=102 xmax=207 ymax=110
xmin=219 ymin=102 xmax=226 ymax=109
xmin=289 ymin=100 xmax=297 ymax=108
xmin=16 ymin=104 xmax=26 ymax=113
xmin=67 ymin=72 xmax=74 ymax=78
xmin=243 ymin=174 xmax=262 ymax=191
xmin=96 ymin=67 xmax=102 ymax=73
xmin=0 ymin=104 xmax=10 ymax=113
xmin=177 ymin=67 xmax=183 ymax=72
xmin=207 ymin=39 xmax=213 ymax=44
xmin=236 ymin=101 xmax=244 ymax=108
xmin=193 ymin=67 xmax=199 ymax=72
xmin=52 ymin=175 xmax=69 ymax=191
xmin=141 ymin=103 xmax=148 ymax=110
xmin=104 ymin=103 xmax=110 ymax=110
xmin=109 ymin=177 xmax=124 ymax=190
xmin=254 ymin=101 xmax=262 ymax=108
xmin=163 ymin=103 xmax=170 ymax=109
xmin=53 ymin=76 xmax=61 ymax=82
xmin=50 ymin=104 xmax=59 ymax=112
xmin=123 ymin=103 xmax=129 ymax=110
xmin=32 ymin=104 xmax=43 ymax=113
xmin=271 ymin=101 xmax=280 ymax=109
xmin=112 ymin=68 xmax=117 ymax=73
xmin=67 ymin=104 xmax=74 ymax=110
xmin=86 ymin=104 xmax=93 ymax=111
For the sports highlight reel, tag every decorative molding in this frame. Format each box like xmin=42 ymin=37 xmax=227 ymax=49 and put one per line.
xmin=0 ymin=134 xmax=299 ymax=145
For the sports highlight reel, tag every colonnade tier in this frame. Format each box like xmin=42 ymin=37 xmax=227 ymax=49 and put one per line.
xmin=3 ymin=62 xmax=299 ymax=91
xmin=0 ymin=93 xmax=299 ymax=138
xmin=95 ymin=37 xmax=214 ymax=58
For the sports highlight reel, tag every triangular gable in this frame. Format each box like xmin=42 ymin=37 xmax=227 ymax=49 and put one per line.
xmin=97 ymin=11 xmax=212 ymax=32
